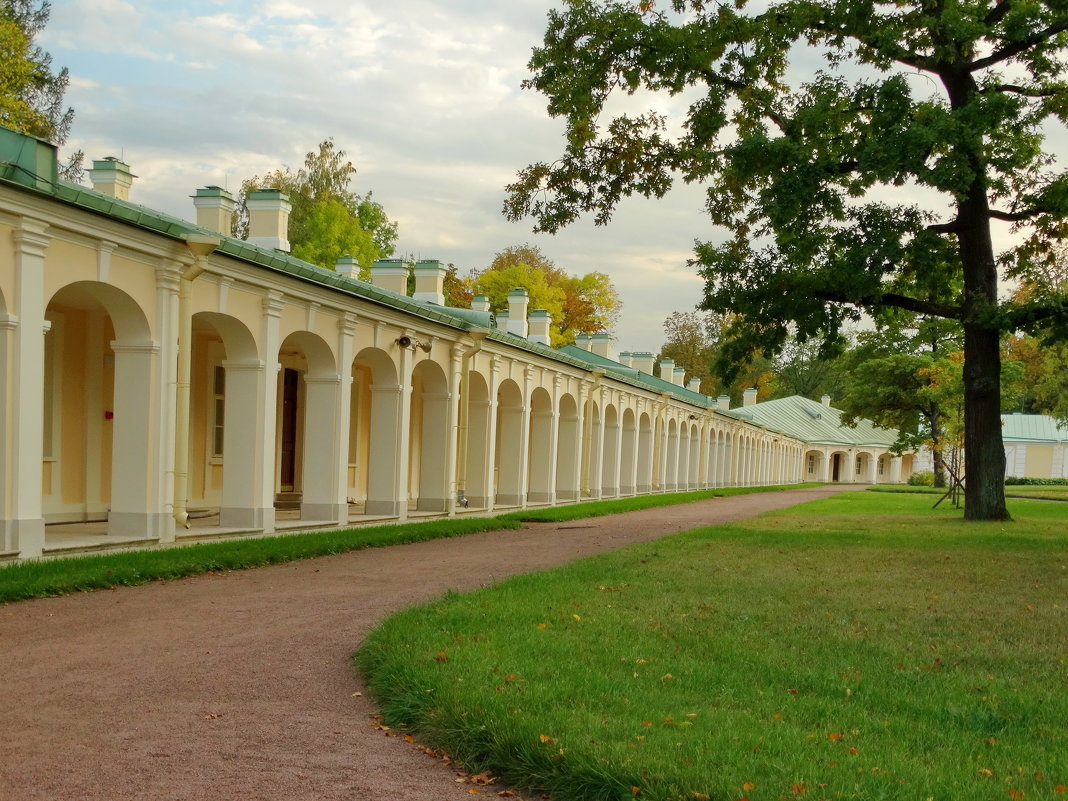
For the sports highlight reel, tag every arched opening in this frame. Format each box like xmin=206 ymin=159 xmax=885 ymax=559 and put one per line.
xmin=855 ymin=451 xmax=873 ymax=483
xmin=876 ymin=453 xmax=891 ymax=484
xmin=459 ymin=369 xmax=492 ymax=509
xmin=352 ymin=346 xmax=401 ymax=516
xmin=665 ymin=418 xmax=678 ymax=492
xmin=556 ymin=393 xmax=580 ymax=501
xmin=723 ymin=431 xmax=734 ymax=486
xmin=276 ymin=330 xmax=340 ymax=521
xmin=43 ymin=281 xmax=159 ymax=537
xmin=527 ymin=387 xmax=554 ymax=504
xmin=601 ymin=403 xmax=619 ymax=498
xmin=495 ymin=378 xmax=524 ymax=507
xmin=830 ymin=451 xmax=846 ymax=482
xmin=584 ymin=398 xmax=602 ymax=499
xmin=188 ymin=312 xmax=263 ymax=528
xmin=636 ymin=411 xmax=653 ymax=493
xmin=687 ymin=423 xmax=700 ymax=489
xmin=804 ymin=449 xmax=824 ymax=482
xmin=409 ymin=358 xmax=450 ymax=512
xmin=620 ymin=408 xmax=637 ymax=495
xmin=676 ymin=420 xmax=690 ymax=491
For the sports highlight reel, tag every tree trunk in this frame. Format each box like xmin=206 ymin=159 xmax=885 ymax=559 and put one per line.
xmin=942 ymin=67 xmax=1010 ymax=522
xmin=929 ymin=404 xmax=947 ymax=488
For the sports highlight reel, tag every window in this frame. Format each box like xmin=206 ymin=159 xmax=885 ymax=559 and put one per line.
xmin=807 ymin=454 xmax=815 ymax=473
xmin=878 ymin=458 xmax=885 ymax=476
xmin=855 ymin=455 xmax=862 ymax=474
xmin=211 ymin=365 xmax=225 ymax=458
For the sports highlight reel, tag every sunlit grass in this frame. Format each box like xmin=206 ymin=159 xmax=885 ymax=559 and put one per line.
xmin=357 ymin=492 xmax=1068 ymax=801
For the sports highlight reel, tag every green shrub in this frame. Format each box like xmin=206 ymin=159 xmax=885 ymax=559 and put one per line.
xmin=907 ymin=470 xmax=934 ymax=486
xmin=1005 ymin=476 xmax=1068 ymax=486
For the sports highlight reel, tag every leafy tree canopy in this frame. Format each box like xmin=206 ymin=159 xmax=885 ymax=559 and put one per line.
xmin=506 ymin=0 xmax=1068 ymax=520
xmin=1 ymin=0 xmax=81 ymax=179
xmin=469 ymin=244 xmax=622 ymax=345
xmin=236 ymin=139 xmax=397 ymax=275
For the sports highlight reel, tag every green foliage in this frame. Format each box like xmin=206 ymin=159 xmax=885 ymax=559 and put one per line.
xmin=508 ymin=0 xmax=1068 ymax=519
xmin=907 ymin=470 xmax=935 ymax=486
xmin=470 ymin=244 xmax=622 ymax=345
xmin=1005 ymin=476 xmax=1068 ymax=486
xmin=236 ymin=139 xmax=397 ymax=271
xmin=0 ymin=0 xmax=81 ymax=179
xmin=358 ymin=492 xmax=1068 ymax=801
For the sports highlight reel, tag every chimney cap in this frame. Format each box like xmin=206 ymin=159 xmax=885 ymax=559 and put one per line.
xmin=193 ymin=185 xmax=233 ymax=199
xmin=508 ymin=286 xmax=530 ymax=297
xmin=529 ymin=308 xmax=551 ymax=319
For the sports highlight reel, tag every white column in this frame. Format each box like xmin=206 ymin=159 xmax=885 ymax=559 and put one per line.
xmin=256 ymin=292 xmax=284 ymax=532
xmin=154 ymin=260 xmax=181 ymax=542
xmin=326 ymin=314 xmax=356 ymax=519
xmin=108 ymin=342 xmax=167 ymax=537
xmin=9 ymin=221 xmax=51 ymax=556
xmin=300 ymin=375 xmax=345 ymax=521
xmin=0 ymin=312 xmax=15 ymax=552
xmin=445 ymin=345 xmax=464 ymax=515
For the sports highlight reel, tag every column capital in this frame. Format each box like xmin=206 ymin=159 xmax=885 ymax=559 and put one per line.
xmin=110 ymin=341 xmax=161 ymax=355
xmin=338 ymin=312 xmax=358 ymax=336
xmin=156 ymin=258 xmax=183 ymax=292
xmin=262 ymin=290 xmax=285 ymax=318
xmin=12 ymin=219 xmax=51 ymax=255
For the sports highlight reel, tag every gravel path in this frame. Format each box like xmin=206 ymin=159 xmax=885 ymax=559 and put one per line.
xmin=0 ymin=485 xmax=860 ymax=801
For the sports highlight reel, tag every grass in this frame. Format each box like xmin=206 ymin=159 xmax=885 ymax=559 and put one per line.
xmin=871 ymin=484 xmax=1068 ymax=501
xmin=356 ymin=491 xmax=1068 ymax=801
xmin=0 ymin=484 xmax=798 ymax=604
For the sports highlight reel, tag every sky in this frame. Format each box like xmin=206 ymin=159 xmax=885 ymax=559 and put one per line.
xmin=42 ymin=0 xmax=714 ymax=355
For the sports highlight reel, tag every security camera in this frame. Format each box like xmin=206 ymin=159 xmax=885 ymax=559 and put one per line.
xmin=396 ymin=335 xmax=412 ymax=348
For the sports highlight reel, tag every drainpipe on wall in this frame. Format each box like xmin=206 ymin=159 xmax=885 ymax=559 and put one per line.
xmin=581 ymin=369 xmax=605 ymax=497
xmin=454 ymin=328 xmax=490 ymax=508
xmin=174 ymin=234 xmax=220 ymax=528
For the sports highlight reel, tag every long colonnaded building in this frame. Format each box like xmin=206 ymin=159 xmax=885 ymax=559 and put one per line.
xmin=0 ymin=128 xmax=909 ymax=561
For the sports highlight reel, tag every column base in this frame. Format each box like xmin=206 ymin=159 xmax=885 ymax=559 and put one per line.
xmin=4 ymin=517 xmax=45 ymax=558
xmin=108 ymin=511 xmax=171 ymax=539
xmin=220 ymin=506 xmax=274 ymax=530
xmin=364 ymin=499 xmax=402 ymax=517
xmin=301 ymin=502 xmax=347 ymax=522
xmin=416 ymin=497 xmax=448 ymax=513
xmin=467 ymin=495 xmax=492 ymax=510
xmin=556 ymin=489 xmax=579 ymax=501
xmin=495 ymin=493 xmax=524 ymax=507
xmin=527 ymin=491 xmax=554 ymax=504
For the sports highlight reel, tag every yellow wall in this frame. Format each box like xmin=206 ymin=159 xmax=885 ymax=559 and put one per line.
xmin=1024 ymin=445 xmax=1054 ymax=479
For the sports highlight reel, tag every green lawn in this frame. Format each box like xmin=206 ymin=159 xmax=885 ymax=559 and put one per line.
xmin=0 ymin=484 xmax=801 ymax=604
xmin=357 ymin=492 xmax=1068 ymax=801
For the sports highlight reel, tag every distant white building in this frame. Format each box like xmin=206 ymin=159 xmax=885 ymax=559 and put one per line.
xmin=913 ymin=414 xmax=1068 ymax=480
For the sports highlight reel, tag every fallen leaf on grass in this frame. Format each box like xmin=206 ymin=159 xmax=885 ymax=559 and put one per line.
xmin=742 ymin=782 xmax=755 ymax=791
xmin=828 ymin=732 xmax=843 ymax=742
xmin=791 ymin=782 xmax=806 ymax=795
xmin=434 ymin=651 xmax=448 ymax=662
xmin=538 ymin=734 xmax=556 ymax=743
xmin=978 ymin=768 xmax=993 ymax=778
xmin=1008 ymin=791 xmax=1025 ymax=800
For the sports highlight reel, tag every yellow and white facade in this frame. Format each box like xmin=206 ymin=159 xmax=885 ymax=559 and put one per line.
xmin=0 ymin=129 xmax=905 ymax=561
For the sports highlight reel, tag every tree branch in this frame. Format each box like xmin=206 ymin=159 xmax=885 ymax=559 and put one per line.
xmin=813 ymin=289 xmax=962 ymax=319
xmin=989 ymin=207 xmax=1041 ymax=222
xmin=984 ymin=0 xmax=1015 ymax=27
xmin=969 ymin=17 xmax=1068 ymax=71
xmin=990 ymin=82 xmax=1062 ymax=98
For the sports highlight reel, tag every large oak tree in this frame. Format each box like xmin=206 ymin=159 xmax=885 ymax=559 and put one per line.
xmin=506 ymin=0 xmax=1068 ymax=520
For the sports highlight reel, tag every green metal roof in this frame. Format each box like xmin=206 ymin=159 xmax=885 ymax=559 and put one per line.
xmin=555 ymin=344 xmax=714 ymax=407
xmin=725 ymin=395 xmax=899 ymax=447
xmin=1001 ymin=414 xmax=1068 ymax=442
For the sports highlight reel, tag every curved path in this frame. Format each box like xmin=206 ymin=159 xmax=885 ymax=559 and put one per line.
xmin=0 ymin=486 xmax=859 ymax=801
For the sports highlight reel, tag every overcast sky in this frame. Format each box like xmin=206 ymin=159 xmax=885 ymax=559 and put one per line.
xmin=41 ymin=0 xmax=718 ymax=354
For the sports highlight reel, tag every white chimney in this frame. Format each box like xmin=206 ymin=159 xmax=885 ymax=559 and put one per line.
xmin=89 ymin=157 xmax=135 ymax=200
xmin=506 ymin=288 xmax=529 ymax=337
xmin=618 ymin=351 xmax=633 ymax=367
xmin=743 ymin=387 xmax=758 ymax=407
xmin=631 ymin=353 xmax=656 ymax=374
xmin=673 ymin=367 xmax=686 ymax=387
xmin=412 ymin=259 xmax=446 ymax=305
xmin=822 ymin=394 xmax=831 ymax=407
xmin=659 ymin=358 xmax=675 ymax=382
xmin=495 ymin=309 xmax=509 ymax=329
xmin=590 ymin=333 xmax=614 ymax=361
xmin=335 ymin=254 xmax=361 ymax=280
xmin=370 ymin=258 xmax=409 ymax=295
xmin=574 ymin=334 xmax=592 ymax=351
xmin=471 ymin=295 xmax=491 ymax=313
xmin=687 ymin=377 xmax=702 ymax=393
xmin=246 ymin=188 xmax=292 ymax=252
xmin=717 ymin=394 xmax=730 ymax=411
xmin=193 ymin=186 xmax=235 ymax=234
xmin=528 ymin=309 xmax=551 ymax=346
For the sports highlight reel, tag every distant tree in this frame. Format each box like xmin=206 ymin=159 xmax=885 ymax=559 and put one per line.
xmin=472 ymin=244 xmax=622 ymax=344
xmin=442 ymin=264 xmax=472 ymax=308
xmin=506 ymin=0 xmax=1068 ymax=520
xmin=0 ymin=0 xmax=82 ymax=179
xmin=770 ymin=336 xmax=850 ymax=402
xmin=236 ymin=139 xmax=397 ymax=272
xmin=657 ymin=310 xmax=774 ymax=402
